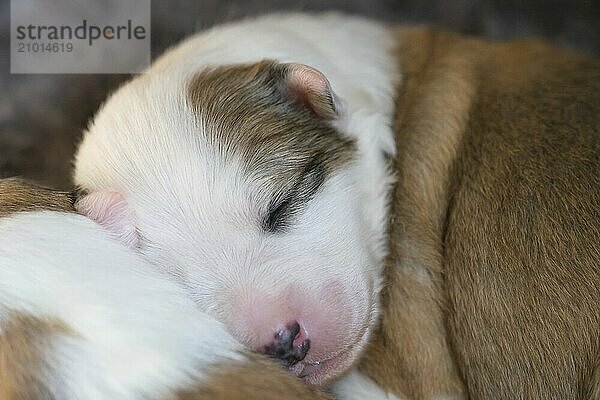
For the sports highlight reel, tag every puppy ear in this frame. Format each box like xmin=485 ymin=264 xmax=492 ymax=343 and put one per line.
xmin=75 ymin=190 xmax=139 ymax=248
xmin=280 ymin=63 xmax=343 ymax=119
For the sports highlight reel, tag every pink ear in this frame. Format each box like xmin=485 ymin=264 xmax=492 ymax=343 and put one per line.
xmin=75 ymin=190 xmax=139 ymax=248
xmin=283 ymin=63 xmax=343 ymax=119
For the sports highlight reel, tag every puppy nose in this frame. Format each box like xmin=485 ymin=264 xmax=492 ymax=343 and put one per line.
xmin=263 ymin=321 xmax=310 ymax=367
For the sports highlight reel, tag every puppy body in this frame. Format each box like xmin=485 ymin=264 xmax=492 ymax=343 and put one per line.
xmin=73 ymin=12 xmax=600 ymax=400
xmin=0 ymin=180 xmax=334 ymax=400
xmin=360 ymin=28 xmax=600 ymax=399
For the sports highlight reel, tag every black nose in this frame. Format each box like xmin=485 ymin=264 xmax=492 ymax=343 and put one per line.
xmin=263 ymin=321 xmax=310 ymax=367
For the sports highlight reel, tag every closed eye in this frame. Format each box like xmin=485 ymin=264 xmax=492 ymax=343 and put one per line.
xmin=262 ymin=157 xmax=326 ymax=233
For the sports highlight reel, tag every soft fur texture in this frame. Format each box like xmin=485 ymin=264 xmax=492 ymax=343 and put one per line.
xmin=0 ymin=179 xmax=336 ymax=399
xmin=0 ymin=178 xmax=75 ymax=217
xmin=73 ymin=12 xmax=599 ymax=400
xmin=0 ymin=210 xmax=247 ymax=399
xmin=176 ymin=355 xmax=334 ymax=400
xmin=74 ymin=13 xmax=398 ymax=386
xmin=360 ymin=27 xmax=600 ymax=399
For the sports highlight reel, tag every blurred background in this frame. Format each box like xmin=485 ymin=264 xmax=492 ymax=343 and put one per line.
xmin=1 ymin=0 xmax=599 ymax=189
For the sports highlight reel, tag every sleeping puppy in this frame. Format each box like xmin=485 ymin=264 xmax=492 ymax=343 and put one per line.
xmin=0 ymin=178 xmax=333 ymax=400
xmin=73 ymin=12 xmax=599 ymax=400
xmin=74 ymin=13 xmax=395 ymax=388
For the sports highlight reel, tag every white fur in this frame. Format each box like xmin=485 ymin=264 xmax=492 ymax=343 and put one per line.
xmin=154 ymin=12 xmax=399 ymax=263
xmin=0 ymin=211 xmax=244 ymax=400
xmin=74 ymin=12 xmax=399 ymax=384
xmin=332 ymin=370 xmax=402 ymax=400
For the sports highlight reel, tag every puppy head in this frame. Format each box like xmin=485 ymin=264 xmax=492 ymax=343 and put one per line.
xmin=74 ymin=61 xmax=383 ymax=385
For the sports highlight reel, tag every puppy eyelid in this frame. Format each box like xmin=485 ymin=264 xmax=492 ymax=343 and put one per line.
xmin=262 ymin=157 xmax=326 ymax=233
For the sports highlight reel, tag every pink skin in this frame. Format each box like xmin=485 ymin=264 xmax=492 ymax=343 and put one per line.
xmin=75 ymin=190 xmax=139 ymax=248
xmin=232 ymin=288 xmax=348 ymax=363
xmin=300 ymin=298 xmax=375 ymax=385
xmin=230 ymin=282 xmax=374 ymax=385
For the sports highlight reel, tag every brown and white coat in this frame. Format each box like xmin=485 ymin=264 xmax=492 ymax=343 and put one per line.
xmin=22 ymin=11 xmax=599 ymax=400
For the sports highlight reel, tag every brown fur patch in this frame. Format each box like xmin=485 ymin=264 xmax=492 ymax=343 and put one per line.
xmin=186 ymin=61 xmax=355 ymax=198
xmin=362 ymin=27 xmax=600 ymax=399
xmin=176 ymin=355 xmax=333 ymax=400
xmin=0 ymin=178 xmax=75 ymax=218
xmin=0 ymin=312 xmax=71 ymax=400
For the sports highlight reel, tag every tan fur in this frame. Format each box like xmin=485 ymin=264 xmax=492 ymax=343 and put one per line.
xmin=186 ymin=61 xmax=354 ymax=194
xmin=0 ymin=178 xmax=74 ymax=217
xmin=360 ymin=28 xmax=474 ymax=399
xmin=362 ymin=27 xmax=600 ymax=399
xmin=176 ymin=355 xmax=333 ymax=400
xmin=0 ymin=312 xmax=71 ymax=400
